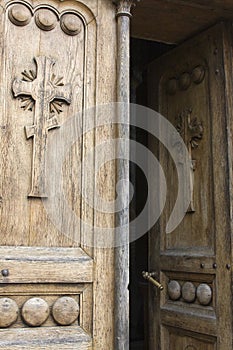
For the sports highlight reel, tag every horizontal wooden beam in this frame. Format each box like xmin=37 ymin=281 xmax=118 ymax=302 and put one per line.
xmin=0 ymin=327 xmax=92 ymax=349
xmin=0 ymin=247 xmax=93 ymax=283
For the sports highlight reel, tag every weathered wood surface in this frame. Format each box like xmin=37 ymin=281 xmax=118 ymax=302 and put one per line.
xmin=0 ymin=0 xmax=117 ymax=348
xmin=91 ymin=3 xmax=117 ymax=349
xmin=0 ymin=327 xmax=92 ymax=349
xmin=0 ymin=298 xmax=19 ymax=328
xmin=21 ymin=297 xmax=50 ymax=326
xmin=0 ymin=247 xmax=93 ymax=283
xmin=51 ymin=296 xmax=80 ymax=326
xmin=0 ymin=283 xmax=93 ymax=335
xmin=132 ymin=0 xmax=233 ymax=43
xmin=148 ymin=23 xmax=233 ymax=349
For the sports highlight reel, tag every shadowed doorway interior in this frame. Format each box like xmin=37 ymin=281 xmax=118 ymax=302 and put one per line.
xmin=129 ymin=38 xmax=174 ymax=350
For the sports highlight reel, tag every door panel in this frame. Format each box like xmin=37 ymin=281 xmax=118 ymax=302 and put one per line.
xmin=148 ymin=23 xmax=232 ymax=349
xmin=0 ymin=0 xmax=109 ymax=348
xmin=166 ymin=328 xmax=216 ymax=350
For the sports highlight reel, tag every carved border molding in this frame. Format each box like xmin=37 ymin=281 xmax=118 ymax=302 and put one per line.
xmin=168 ymin=280 xmax=212 ymax=306
xmin=0 ymin=296 xmax=80 ymax=328
xmin=167 ymin=65 xmax=206 ymax=95
xmin=8 ymin=3 xmax=83 ymax=36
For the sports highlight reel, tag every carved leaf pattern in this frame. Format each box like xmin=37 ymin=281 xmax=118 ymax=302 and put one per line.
xmin=188 ymin=117 xmax=203 ymax=149
xmin=18 ymin=69 xmax=65 ymax=115
xmin=175 ymin=108 xmax=203 ymax=149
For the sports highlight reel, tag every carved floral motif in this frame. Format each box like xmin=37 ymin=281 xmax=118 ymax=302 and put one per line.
xmin=18 ymin=67 xmax=67 ymax=115
xmin=176 ymin=108 xmax=203 ymax=150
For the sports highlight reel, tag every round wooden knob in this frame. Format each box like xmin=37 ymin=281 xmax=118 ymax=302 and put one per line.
xmin=35 ymin=9 xmax=58 ymax=31
xmin=52 ymin=297 xmax=79 ymax=325
xmin=22 ymin=298 xmax=49 ymax=327
xmin=60 ymin=14 xmax=82 ymax=36
xmin=8 ymin=4 xmax=32 ymax=26
xmin=182 ymin=282 xmax=196 ymax=303
xmin=166 ymin=78 xmax=177 ymax=95
xmin=168 ymin=280 xmax=181 ymax=301
xmin=0 ymin=298 xmax=18 ymax=328
xmin=192 ymin=66 xmax=205 ymax=84
xmin=197 ymin=284 xmax=212 ymax=305
xmin=179 ymin=72 xmax=191 ymax=90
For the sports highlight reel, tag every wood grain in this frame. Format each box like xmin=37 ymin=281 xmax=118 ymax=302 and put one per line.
xmin=0 ymin=247 xmax=93 ymax=283
xmin=148 ymin=23 xmax=233 ymax=349
xmin=0 ymin=327 xmax=92 ymax=349
xmin=131 ymin=0 xmax=233 ymax=43
xmin=0 ymin=0 xmax=117 ymax=348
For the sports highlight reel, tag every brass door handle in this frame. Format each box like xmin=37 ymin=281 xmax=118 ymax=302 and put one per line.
xmin=142 ymin=271 xmax=164 ymax=291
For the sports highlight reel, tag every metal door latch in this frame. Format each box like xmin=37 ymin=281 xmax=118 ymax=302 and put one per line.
xmin=142 ymin=271 xmax=164 ymax=291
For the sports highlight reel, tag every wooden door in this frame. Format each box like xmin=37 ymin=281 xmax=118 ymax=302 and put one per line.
xmin=147 ymin=23 xmax=233 ymax=349
xmin=0 ymin=0 xmax=116 ymax=348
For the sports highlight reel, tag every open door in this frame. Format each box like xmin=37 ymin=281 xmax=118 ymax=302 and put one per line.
xmin=147 ymin=23 xmax=233 ymax=349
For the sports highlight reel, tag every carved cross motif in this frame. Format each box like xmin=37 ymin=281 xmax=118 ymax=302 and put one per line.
xmin=13 ymin=56 xmax=72 ymax=197
xmin=175 ymin=107 xmax=203 ymax=212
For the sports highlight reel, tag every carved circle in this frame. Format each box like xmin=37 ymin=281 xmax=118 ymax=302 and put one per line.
xmin=60 ymin=14 xmax=82 ymax=36
xmin=192 ymin=66 xmax=205 ymax=84
xmin=182 ymin=282 xmax=196 ymax=303
xmin=168 ymin=280 xmax=181 ymax=301
xmin=22 ymin=298 xmax=49 ymax=326
xmin=35 ymin=9 xmax=58 ymax=31
xmin=179 ymin=72 xmax=191 ymax=90
xmin=166 ymin=78 xmax=178 ymax=95
xmin=196 ymin=284 xmax=212 ymax=306
xmin=8 ymin=4 xmax=32 ymax=27
xmin=52 ymin=297 xmax=79 ymax=325
xmin=0 ymin=298 xmax=19 ymax=328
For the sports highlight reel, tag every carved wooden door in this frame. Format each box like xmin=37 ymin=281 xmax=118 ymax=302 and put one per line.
xmin=147 ymin=23 xmax=233 ymax=349
xmin=0 ymin=0 xmax=116 ymax=348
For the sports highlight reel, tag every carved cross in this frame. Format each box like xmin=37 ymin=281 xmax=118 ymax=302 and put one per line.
xmin=176 ymin=108 xmax=203 ymax=212
xmin=13 ymin=56 xmax=72 ymax=197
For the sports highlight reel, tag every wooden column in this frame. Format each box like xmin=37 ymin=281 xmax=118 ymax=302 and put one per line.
xmin=114 ymin=1 xmax=137 ymax=349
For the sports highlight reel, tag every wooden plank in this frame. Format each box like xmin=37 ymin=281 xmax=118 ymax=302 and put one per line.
xmin=160 ymin=254 xmax=215 ymax=274
xmin=131 ymin=0 xmax=233 ymax=43
xmin=91 ymin=1 xmax=117 ymax=349
xmin=161 ymin=304 xmax=217 ymax=336
xmin=0 ymin=247 xmax=93 ymax=283
xmin=0 ymin=327 xmax=92 ymax=349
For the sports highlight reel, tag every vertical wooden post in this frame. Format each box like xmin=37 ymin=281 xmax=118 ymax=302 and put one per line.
xmin=113 ymin=1 xmax=137 ymax=349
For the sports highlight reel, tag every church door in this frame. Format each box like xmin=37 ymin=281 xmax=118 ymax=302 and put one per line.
xmin=147 ymin=23 xmax=233 ymax=349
